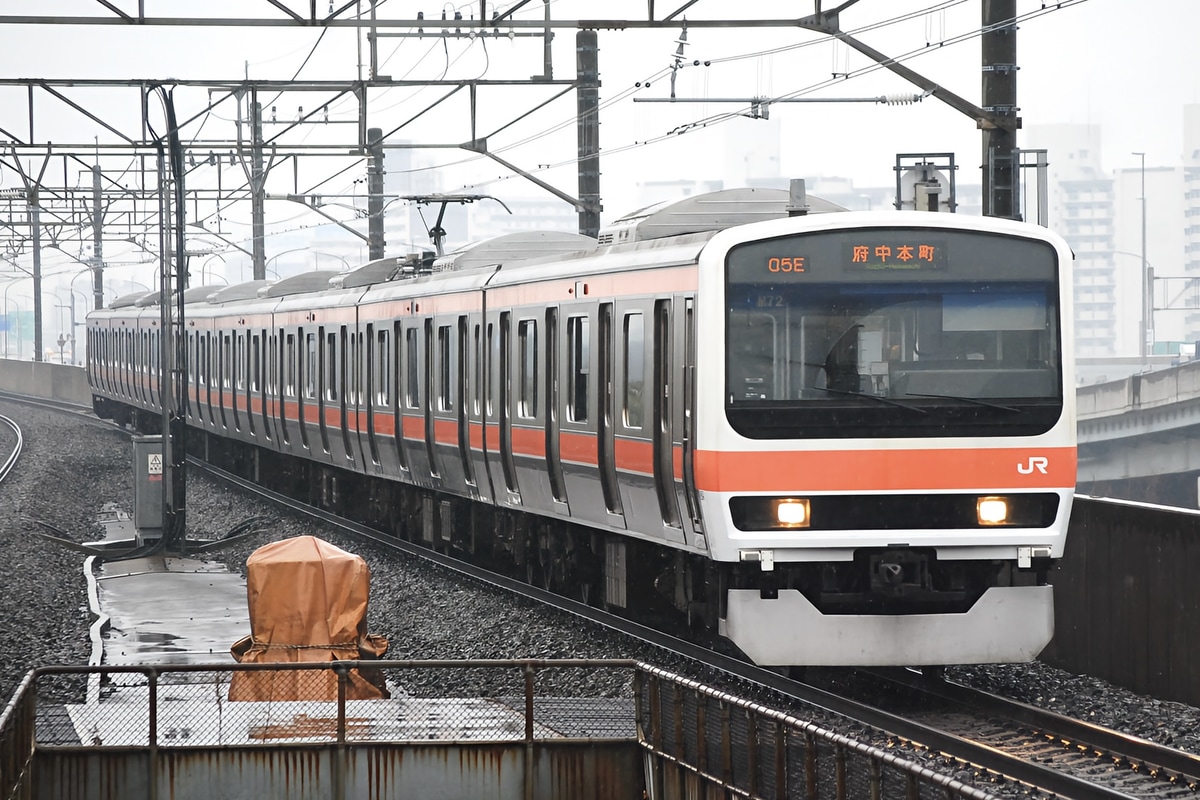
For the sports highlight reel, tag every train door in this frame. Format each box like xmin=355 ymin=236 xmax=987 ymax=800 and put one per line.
xmin=498 ymin=311 xmax=519 ymax=500
xmin=301 ymin=328 xmax=315 ymax=452
xmin=404 ymin=324 xmax=423 ymax=477
xmin=652 ymin=298 xmax=683 ymax=536
xmin=596 ymin=303 xmax=623 ymax=522
xmin=338 ymin=324 xmax=354 ymax=462
xmin=219 ymin=332 xmax=231 ymax=431
xmin=559 ymin=307 xmax=611 ymax=527
xmin=422 ymin=317 xmax=439 ymax=479
xmin=133 ymin=330 xmax=143 ymax=405
xmin=258 ymin=329 xmax=271 ymax=442
xmin=247 ymin=331 xmax=259 ymax=438
xmin=120 ymin=330 xmax=129 ymax=402
xmin=678 ymin=297 xmax=703 ymax=537
xmin=456 ymin=315 xmax=475 ymax=489
xmin=199 ymin=333 xmax=211 ymax=427
xmin=467 ymin=313 xmax=491 ymax=501
xmin=143 ymin=330 xmax=154 ymax=408
xmin=364 ymin=322 xmax=381 ymax=468
xmin=234 ymin=331 xmax=246 ymax=434
xmin=318 ymin=326 xmax=332 ymax=455
xmin=614 ymin=299 xmax=672 ymax=536
xmin=280 ymin=329 xmax=293 ymax=447
xmin=393 ymin=321 xmax=409 ymax=473
xmin=545 ymin=307 xmax=568 ymax=511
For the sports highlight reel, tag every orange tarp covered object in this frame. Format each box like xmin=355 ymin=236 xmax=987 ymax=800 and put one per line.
xmin=228 ymin=535 xmax=390 ymax=701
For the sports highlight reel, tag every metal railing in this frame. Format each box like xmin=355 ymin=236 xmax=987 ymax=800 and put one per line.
xmin=637 ymin=665 xmax=1001 ymax=800
xmin=3 ymin=659 xmax=1003 ymax=800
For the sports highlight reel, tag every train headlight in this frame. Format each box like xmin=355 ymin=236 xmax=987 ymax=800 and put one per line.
xmin=977 ymin=496 xmax=1009 ymax=525
xmin=775 ymin=499 xmax=811 ymax=528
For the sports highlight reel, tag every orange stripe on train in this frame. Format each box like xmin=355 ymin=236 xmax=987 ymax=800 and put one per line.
xmin=693 ymin=447 xmax=1077 ymax=493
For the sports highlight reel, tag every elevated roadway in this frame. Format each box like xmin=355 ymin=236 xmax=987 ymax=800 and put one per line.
xmin=1077 ymin=358 xmax=1200 ymax=507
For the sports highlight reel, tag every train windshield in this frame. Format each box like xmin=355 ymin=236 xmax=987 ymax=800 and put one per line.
xmin=724 ymin=226 xmax=1063 ymax=439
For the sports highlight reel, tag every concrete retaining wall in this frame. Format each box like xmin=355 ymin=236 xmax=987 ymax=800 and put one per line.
xmin=0 ymin=359 xmax=91 ymax=407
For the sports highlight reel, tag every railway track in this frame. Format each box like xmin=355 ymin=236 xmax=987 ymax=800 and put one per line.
xmin=0 ymin=413 xmax=23 ymax=483
xmin=193 ymin=453 xmax=1190 ymax=800
xmin=852 ymin=667 xmax=1200 ymax=798
xmin=8 ymin=390 xmax=1198 ymax=800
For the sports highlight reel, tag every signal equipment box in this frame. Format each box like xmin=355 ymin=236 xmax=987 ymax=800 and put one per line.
xmin=132 ymin=435 xmax=163 ymax=539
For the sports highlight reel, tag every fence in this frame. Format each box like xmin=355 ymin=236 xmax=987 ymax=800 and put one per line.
xmin=1 ymin=659 xmax=1004 ymax=800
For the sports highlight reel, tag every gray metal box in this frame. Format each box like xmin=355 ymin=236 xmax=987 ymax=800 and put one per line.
xmin=131 ymin=435 xmax=163 ymax=536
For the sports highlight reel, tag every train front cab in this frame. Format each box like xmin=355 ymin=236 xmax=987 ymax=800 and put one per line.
xmin=695 ymin=212 xmax=1077 ymax=667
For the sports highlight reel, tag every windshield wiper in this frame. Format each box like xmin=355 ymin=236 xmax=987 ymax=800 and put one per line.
xmin=814 ymin=386 xmax=928 ymax=414
xmin=901 ymin=392 xmax=1019 ymax=413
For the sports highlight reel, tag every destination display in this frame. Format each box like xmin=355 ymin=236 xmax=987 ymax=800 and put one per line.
xmin=728 ymin=227 xmax=1055 ymax=284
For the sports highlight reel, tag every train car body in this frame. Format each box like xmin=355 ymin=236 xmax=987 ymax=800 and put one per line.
xmin=87 ymin=188 xmax=1076 ymax=667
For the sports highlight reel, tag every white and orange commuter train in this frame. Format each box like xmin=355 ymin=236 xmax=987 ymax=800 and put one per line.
xmin=87 ymin=186 xmax=1076 ymax=666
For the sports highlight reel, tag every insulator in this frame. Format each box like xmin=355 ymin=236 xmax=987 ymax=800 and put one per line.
xmin=883 ymin=93 xmax=918 ymax=106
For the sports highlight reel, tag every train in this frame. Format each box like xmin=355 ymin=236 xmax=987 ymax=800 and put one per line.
xmin=86 ymin=184 xmax=1077 ymax=667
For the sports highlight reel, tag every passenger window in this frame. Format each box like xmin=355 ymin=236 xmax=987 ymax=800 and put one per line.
xmin=438 ymin=324 xmax=453 ymax=411
xmin=405 ymin=328 xmax=420 ymax=408
xmin=326 ymin=331 xmax=339 ymax=402
xmin=518 ymin=319 xmax=537 ymax=418
xmin=285 ymin=333 xmax=296 ymax=397
xmin=624 ymin=312 xmax=644 ymax=428
xmin=304 ymin=332 xmax=317 ymax=399
xmin=376 ymin=328 xmax=390 ymax=406
xmin=568 ymin=315 xmax=589 ymax=423
xmin=251 ymin=334 xmax=261 ymax=391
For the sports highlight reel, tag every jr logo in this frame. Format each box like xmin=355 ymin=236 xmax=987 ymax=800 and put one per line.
xmin=1017 ymin=456 xmax=1049 ymax=475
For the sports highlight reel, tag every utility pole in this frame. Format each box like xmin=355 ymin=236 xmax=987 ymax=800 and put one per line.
xmin=576 ymin=30 xmax=601 ymax=238
xmin=29 ymin=189 xmax=43 ymax=361
xmin=91 ymin=165 xmax=105 ymax=311
xmin=981 ymin=0 xmax=1020 ymax=219
xmin=250 ymin=100 xmax=266 ymax=280
xmin=367 ymin=127 xmax=385 ymax=260
xmin=1134 ymin=151 xmax=1150 ymax=356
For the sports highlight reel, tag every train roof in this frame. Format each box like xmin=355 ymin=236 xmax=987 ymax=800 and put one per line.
xmin=432 ymin=231 xmax=597 ymax=272
xmin=596 ymin=183 xmax=845 ymax=246
xmin=258 ymin=270 xmax=341 ymax=298
xmin=330 ymin=256 xmax=412 ymax=289
xmin=181 ymin=284 xmax=228 ymax=304
xmin=207 ymin=280 xmax=274 ymax=303
xmin=109 ymin=290 xmax=158 ymax=309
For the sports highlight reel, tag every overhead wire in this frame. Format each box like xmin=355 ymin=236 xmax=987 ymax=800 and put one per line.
xmin=445 ymin=0 xmax=1092 ymax=195
xmin=365 ymin=0 xmax=978 ymax=184
xmin=162 ymin=0 xmax=1090 ymax=252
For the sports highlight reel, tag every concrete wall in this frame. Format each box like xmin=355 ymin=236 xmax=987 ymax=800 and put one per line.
xmin=0 ymin=359 xmax=90 ymax=407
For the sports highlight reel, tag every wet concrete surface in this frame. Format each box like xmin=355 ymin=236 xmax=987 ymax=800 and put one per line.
xmin=90 ymin=505 xmax=249 ymax=668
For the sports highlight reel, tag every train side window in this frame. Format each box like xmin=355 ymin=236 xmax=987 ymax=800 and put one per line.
xmin=518 ymin=318 xmax=537 ymax=419
xmin=376 ymin=327 xmax=390 ymax=406
xmin=438 ymin=324 xmax=453 ymax=412
xmin=405 ymin=327 xmax=420 ymax=408
xmin=326 ymin=330 xmax=339 ymax=402
xmin=285 ymin=333 xmax=297 ymax=397
xmin=624 ymin=312 xmax=645 ymax=429
xmin=223 ymin=334 xmax=233 ymax=390
xmin=304 ymin=332 xmax=317 ymax=399
xmin=472 ymin=322 xmax=482 ymax=416
xmin=349 ymin=327 xmax=361 ymax=405
xmin=568 ymin=315 xmax=590 ymax=422
xmin=486 ymin=322 xmax=495 ymax=417
xmin=250 ymin=334 xmax=260 ymax=391
xmin=237 ymin=331 xmax=249 ymax=391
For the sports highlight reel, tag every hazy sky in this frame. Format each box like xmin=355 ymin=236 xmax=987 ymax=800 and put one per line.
xmin=1 ymin=0 xmax=1198 ymax=258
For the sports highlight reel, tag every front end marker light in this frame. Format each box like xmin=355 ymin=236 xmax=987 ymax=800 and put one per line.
xmin=977 ymin=496 xmax=1009 ymax=525
xmin=775 ymin=498 xmax=811 ymax=527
